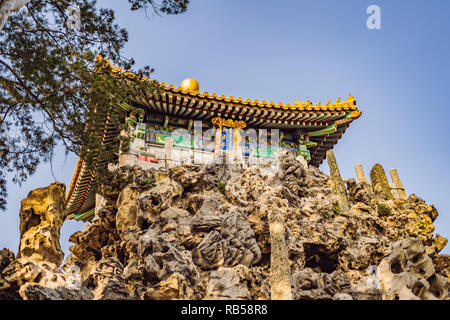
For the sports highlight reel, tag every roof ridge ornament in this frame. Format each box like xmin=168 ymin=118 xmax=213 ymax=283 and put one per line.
xmin=180 ymin=78 xmax=199 ymax=92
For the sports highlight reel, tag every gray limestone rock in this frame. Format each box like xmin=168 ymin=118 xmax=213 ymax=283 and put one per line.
xmin=192 ymin=209 xmax=261 ymax=270
xmin=205 ymin=268 xmax=251 ymax=300
xmin=3 ymin=151 xmax=449 ymax=301
xmin=377 ymin=238 xmax=448 ymax=300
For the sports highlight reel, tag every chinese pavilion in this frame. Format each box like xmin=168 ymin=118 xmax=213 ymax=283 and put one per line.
xmin=66 ymin=57 xmax=362 ymax=222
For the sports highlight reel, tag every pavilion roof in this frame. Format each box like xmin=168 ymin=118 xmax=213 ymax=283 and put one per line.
xmin=65 ymin=56 xmax=362 ymax=221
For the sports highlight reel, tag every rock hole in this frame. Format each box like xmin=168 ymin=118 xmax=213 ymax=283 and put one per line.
xmin=412 ymin=281 xmax=425 ymax=296
xmin=427 ymin=275 xmax=443 ymax=299
xmin=390 ymin=258 xmax=403 ymax=274
xmin=24 ymin=208 xmax=41 ymax=231
xmin=374 ymin=224 xmax=384 ymax=233
xmin=429 ymin=286 xmax=442 ymax=299
xmin=183 ymin=185 xmax=194 ymax=194
xmin=93 ymin=249 xmax=102 ymax=261
xmin=33 ymin=273 xmax=42 ymax=284
xmin=140 ymin=219 xmax=150 ymax=230
xmin=303 ymin=243 xmax=338 ymax=273
xmin=260 ymin=253 xmax=270 ymax=266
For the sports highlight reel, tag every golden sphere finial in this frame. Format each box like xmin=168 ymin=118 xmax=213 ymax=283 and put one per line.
xmin=180 ymin=78 xmax=199 ymax=92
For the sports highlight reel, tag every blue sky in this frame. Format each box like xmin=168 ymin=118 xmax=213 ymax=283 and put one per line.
xmin=1 ymin=0 xmax=449 ymax=256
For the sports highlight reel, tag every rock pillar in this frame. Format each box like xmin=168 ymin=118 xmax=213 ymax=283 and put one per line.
xmin=354 ymin=164 xmax=369 ymax=184
xmin=268 ymin=208 xmax=293 ymax=300
xmin=17 ymin=182 xmax=67 ymax=265
xmin=164 ymin=137 xmax=174 ymax=169
xmin=326 ymin=150 xmax=349 ymax=213
xmin=390 ymin=168 xmax=407 ymax=200
xmin=370 ymin=164 xmax=393 ymax=200
xmin=390 ymin=183 xmax=400 ymax=200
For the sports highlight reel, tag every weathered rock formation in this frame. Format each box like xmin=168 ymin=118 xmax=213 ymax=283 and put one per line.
xmin=0 ymin=152 xmax=448 ymax=300
xmin=327 ymin=150 xmax=349 ymax=213
xmin=377 ymin=238 xmax=448 ymax=300
xmin=370 ymin=163 xmax=394 ymax=200
xmin=17 ymin=182 xmax=67 ymax=265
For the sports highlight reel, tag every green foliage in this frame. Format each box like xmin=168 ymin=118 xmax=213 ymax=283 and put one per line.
xmin=128 ymin=0 xmax=190 ymax=15
xmin=333 ymin=206 xmax=341 ymax=215
xmin=377 ymin=202 xmax=392 ymax=216
xmin=116 ymin=172 xmax=135 ymax=191
xmin=0 ymin=0 xmax=189 ymax=210
xmin=218 ymin=180 xmax=226 ymax=194
xmin=139 ymin=178 xmax=155 ymax=186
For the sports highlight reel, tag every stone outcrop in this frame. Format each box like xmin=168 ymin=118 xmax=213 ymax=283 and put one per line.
xmin=0 ymin=249 xmax=14 ymax=274
xmin=327 ymin=150 xmax=349 ymax=213
xmin=1 ymin=258 xmax=92 ymax=300
xmin=434 ymin=255 xmax=450 ymax=279
xmin=370 ymin=163 xmax=394 ymax=200
xmin=268 ymin=206 xmax=292 ymax=300
xmin=0 ymin=152 xmax=448 ymax=300
xmin=293 ymin=269 xmax=353 ymax=300
xmin=377 ymin=238 xmax=448 ymax=300
xmin=17 ymin=182 xmax=67 ymax=265
xmin=192 ymin=208 xmax=261 ymax=270
xmin=354 ymin=164 xmax=369 ymax=184
xmin=390 ymin=169 xmax=407 ymax=200
xmin=351 ymin=266 xmax=381 ymax=300
xmin=0 ymin=249 xmax=18 ymax=300
xmin=205 ymin=267 xmax=251 ymax=300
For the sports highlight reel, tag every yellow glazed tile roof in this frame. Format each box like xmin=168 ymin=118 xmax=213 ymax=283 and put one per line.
xmin=95 ymin=54 xmax=361 ymax=117
xmin=157 ymin=80 xmax=359 ymax=113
